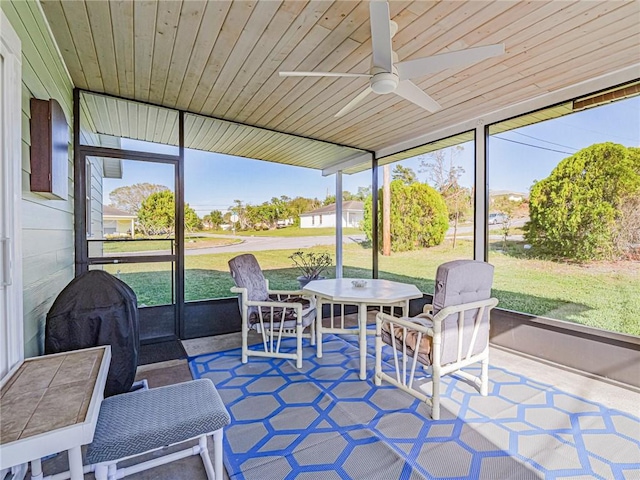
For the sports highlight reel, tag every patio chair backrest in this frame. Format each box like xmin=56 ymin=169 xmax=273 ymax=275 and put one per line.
xmin=433 ymin=260 xmax=494 ymax=365
xmin=228 ymin=254 xmax=270 ymax=302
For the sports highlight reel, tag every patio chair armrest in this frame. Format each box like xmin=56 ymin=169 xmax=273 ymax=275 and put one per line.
xmin=431 ymin=297 xmax=499 ymax=325
xmin=422 ymin=304 xmax=434 ymax=314
xmin=246 ymin=299 xmax=304 ymax=311
xmin=376 ymin=311 xmax=434 ymax=335
xmin=230 ymin=286 xmax=246 ymax=294
xmin=267 ymin=288 xmax=304 ymax=296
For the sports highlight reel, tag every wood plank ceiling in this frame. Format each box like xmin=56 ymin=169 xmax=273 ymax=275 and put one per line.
xmin=42 ymin=0 xmax=640 ymax=170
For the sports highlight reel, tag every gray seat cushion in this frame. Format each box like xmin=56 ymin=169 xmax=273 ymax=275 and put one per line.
xmin=433 ymin=260 xmax=494 ymax=365
xmin=251 ymin=296 xmax=316 ymax=329
xmin=229 ymin=253 xmax=315 ymax=330
xmin=86 ymin=379 xmax=230 ymax=464
xmin=228 ymin=254 xmax=269 ymax=302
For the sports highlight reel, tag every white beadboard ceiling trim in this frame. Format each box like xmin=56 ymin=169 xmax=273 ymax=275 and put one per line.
xmin=42 ymin=0 xmax=640 ymax=172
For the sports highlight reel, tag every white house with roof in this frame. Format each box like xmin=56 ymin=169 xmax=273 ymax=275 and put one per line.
xmin=299 ymin=201 xmax=364 ymax=229
xmin=103 ymin=206 xmax=136 ymax=237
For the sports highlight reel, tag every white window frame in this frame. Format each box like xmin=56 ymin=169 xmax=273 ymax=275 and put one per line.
xmin=1 ymin=10 xmax=24 ymax=380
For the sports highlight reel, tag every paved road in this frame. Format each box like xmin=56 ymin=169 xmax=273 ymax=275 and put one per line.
xmin=121 ymin=218 xmax=529 ymax=256
xmin=188 ymin=218 xmax=528 ymax=255
xmin=447 ymin=217 xmax=527 ymax=235
xmin=186 ymin=233 xmax=367 ymax=255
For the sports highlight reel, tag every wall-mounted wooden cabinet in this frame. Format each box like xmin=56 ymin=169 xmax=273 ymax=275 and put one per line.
xmin=29 ymin=98 xmax=69 ymax=200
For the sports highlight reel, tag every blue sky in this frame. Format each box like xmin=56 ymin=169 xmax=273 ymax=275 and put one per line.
xmin=107 ymin=96 xmax=639 ymax=217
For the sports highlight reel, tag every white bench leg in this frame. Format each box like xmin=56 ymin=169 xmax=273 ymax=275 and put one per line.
xmin=199 ymin=435 xmax=215 ymax=480
xmin=213 ymin=429 xmax=224 ymax=479
xmin=94 ymin=464 xmax=108 ymax=480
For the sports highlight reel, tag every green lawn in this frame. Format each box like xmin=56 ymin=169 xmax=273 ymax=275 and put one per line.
xmin=101 ymin=240 xmax=640 ymax=337
xmin=102 ymin=236 xmax=240 ymax=253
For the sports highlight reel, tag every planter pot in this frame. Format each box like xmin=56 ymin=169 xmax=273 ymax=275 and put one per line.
xmin=297 ymin=275 xmax=325 ymax=289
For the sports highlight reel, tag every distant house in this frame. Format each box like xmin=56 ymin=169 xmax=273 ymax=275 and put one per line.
xmin=489 ymin=190 xmax=528 ymax=203
xmin=103 ymin=206 xmax=136 ymax=237
xmin=299 ymin=201 xmax=364 ymax=229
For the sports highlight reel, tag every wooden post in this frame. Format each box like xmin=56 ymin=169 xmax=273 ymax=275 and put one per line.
xmin=382 ymin=164 xmax=391 ymax=256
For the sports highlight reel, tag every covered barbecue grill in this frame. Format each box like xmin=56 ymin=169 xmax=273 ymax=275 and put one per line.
xmin=45 ymin=270 xmax=139 ymax=397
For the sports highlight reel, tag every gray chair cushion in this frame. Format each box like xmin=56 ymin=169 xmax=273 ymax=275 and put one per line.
xmin=85 ymin=379 xmax=230 ymax=464
xmin=381 ymin=319 xmax=432 ymax=365
xmin=229 ymin=253 xmax=315 ymax=330
xmin=251 ymin=296 xmax=316 ymax=329
xmin=228 ymin=254 xmax=269 ymax=302
xmin=433 ymin=260 xmax=494 ymax=365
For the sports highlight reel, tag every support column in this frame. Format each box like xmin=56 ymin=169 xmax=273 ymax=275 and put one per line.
xmin=474 ymin=121 xmax=488 ymax=261
xmin=335 ymin=171 xmax=343 ymax=278
xmin=372 ymin=155 xmax=379 ymax=278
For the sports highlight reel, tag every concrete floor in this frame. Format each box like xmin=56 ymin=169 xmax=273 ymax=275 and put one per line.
xmin=27 ymin=312 xmax=639 ymax=480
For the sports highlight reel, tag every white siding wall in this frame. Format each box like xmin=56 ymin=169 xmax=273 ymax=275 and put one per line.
xmin=300 ymin=214 xmax=336 ymax=228
xmin=300 ymin=212 xmax=364 ymax=229
xmin=1 ymin=2 xmax=102 ymax=357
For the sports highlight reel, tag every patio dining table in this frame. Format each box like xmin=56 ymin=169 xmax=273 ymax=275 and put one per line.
xmin=303 ymin=278 xmax=422 ymax=380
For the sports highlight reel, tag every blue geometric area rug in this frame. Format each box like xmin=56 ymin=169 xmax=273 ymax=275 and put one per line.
xmin=189 ymin=333 xmax=640 ymax=480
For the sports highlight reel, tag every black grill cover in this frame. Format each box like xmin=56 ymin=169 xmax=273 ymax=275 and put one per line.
xmin=45 ymin=270 xmax=139 ymax=397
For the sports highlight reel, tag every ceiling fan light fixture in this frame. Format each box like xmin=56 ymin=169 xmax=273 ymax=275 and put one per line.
xmin=371 ymin=72 xmax=398 ymax=94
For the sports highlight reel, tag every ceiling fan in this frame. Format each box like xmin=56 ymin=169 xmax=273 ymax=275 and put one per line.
xmin=279 ymin=0 xmax=505 ymax=118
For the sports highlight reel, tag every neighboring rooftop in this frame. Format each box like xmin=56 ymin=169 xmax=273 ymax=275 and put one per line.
xmin=300 ymin=201 xmax=365 ymax=216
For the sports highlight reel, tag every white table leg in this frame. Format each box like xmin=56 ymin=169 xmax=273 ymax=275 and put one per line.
xmin=358 ymin=302 xmax=367 ymax=380
xmin=67 ymin=446 xmax=84 ymax=480
xmin=316 ymin=297 xmax=323 ymax=358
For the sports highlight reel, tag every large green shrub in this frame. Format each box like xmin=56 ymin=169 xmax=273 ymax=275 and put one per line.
xmin=363 ymin=180 xmax=449 ymax=252
xmin=138 ymin=190 xmax=201 ymax=235
xmin=524 ymin=142 xmax=640 ymax=260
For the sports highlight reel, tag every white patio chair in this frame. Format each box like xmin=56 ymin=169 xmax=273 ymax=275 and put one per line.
xmin=375 ymin=260 xmax=498 ymax=420
xmin=229 ymin=254 xmax=315 ymax=368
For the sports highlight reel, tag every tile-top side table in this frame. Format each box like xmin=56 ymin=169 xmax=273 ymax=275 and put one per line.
xmin=0 ymin=345 xmax=111 ymax=480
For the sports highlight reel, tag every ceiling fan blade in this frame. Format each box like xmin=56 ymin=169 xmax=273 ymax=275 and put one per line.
xmin=335 ymin=87 xmax=373 ymax=118
xmin=279 ymin=71 xmax=371 ymax=78
xmin=369 ymin=0 xmax=393 ymax=72
xmin=396 ymin=44 xmax=505 ymax=80
xmin=395 ymin=80 xmax=441 ymax=113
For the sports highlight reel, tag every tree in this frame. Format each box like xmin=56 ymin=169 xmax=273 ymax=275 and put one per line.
xmin=492 ymin=197 xmax=517 ymax=250
xmin=363 ymin=179 xmax=449 ymax=252
xmin=419 ymin=146 xmax=465 ymax=192
xmin=524 ymin=143 xmax=640 ymax=261
xmin=109 ymin=183 xmax=169 ymax=214
xmin=204 ymin=210 xmax=224 ymax=230
xmin=323 ymin=190 xmax=369 ymax=206
xmin=288 ymin=196 xmax=321 ymax=226
xmin=420 ymin=146 xmax=470 ymax=247
xmin=137 ymin=190 xmax=201 ymax=236
xmin=230 ymin=200 xmax=249 ymax=230
xmin=613 ymin=195 xmax=640 ymax=259
xmin=184 ymin=203 xmax=202 ymax=233
xmin=392 ymin=165 xmax=417 ymax=185
xmin=355 ymin=186 xmax=371 ymax=201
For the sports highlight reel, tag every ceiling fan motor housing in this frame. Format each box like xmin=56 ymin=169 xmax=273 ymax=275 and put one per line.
xmin=371 ymin=72 xmax=399 ymax=94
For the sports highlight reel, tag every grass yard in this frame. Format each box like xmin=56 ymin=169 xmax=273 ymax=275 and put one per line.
xmin=101 ymin=240 xmax=640 ymax=337
xmin=101 ymin=236 xmax=240 ymax=254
